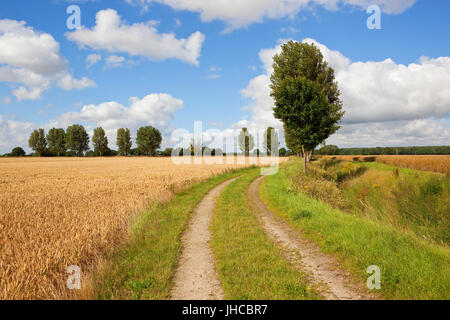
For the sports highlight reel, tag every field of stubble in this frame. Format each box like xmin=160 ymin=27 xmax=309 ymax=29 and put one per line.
xmin=0 ymin=157 xmax=258 ymax=299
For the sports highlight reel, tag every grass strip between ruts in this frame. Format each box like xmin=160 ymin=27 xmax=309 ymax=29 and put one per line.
xmin=211 ymin=168 xmax=319 ymax=300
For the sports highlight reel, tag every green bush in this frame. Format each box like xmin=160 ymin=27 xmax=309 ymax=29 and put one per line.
xmin=9 ymin=147 xmax=26 ymax=157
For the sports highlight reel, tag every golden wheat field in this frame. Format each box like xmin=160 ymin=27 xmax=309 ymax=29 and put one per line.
xmin=0 ymin=157 xmax=281 ymax=300
xmin=323 ymin=155 xmax=450 ymax=174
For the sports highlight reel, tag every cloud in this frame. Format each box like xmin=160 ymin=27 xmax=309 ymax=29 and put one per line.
xmin=0 ymin=91 xmax=184 ymax=154
xmin=0 ymin=91 xmax=185 ymax=153
xmin=46 ymin=93 xmax=184 ymax=148
xmin=209 ymin=66 xmax=221 ymax=72
xmin=58 ymin=74 xmax=97 ymax=91
xmin=301 ymin=38 xmax=450 ymax=123
xmin=125 ymin=0 xmax=416 ymax=31
xmin=105 ymin=55 xmax=126 ymax=69
xmin=66 ymin=9 xmax=205 ymax=66
xmin=0 ymin=20 xmax=67 ymax=75
xmin=280 ymin=26 xmax=300 ymax=34
xmin=0 ymin=115 xmax=34 ymax=153
xmin=206 ymin=74 xmax=220 ymax=80
xmin=0 ymin=19 xmax=96 ymax=101
xmin=205 ymin=66 xmax=221 ymax=79
xmin=86 ymin=53 xmax=102 ymax=68
xmin=237 ymin=38 xmax=450 ymax=147
xmin=209 ymin=121 xmax=224 ymax=128
xmin=327 ymin=119 xmax=450 ymax=148
xmin=12 ymin=87 xmax=45 ymax=101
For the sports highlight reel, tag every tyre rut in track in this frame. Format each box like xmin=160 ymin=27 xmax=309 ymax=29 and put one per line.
xmin=249 ymin=176 xmax=375 ymax=300
xmin=170 ymin=178 xmax=238 ymax=300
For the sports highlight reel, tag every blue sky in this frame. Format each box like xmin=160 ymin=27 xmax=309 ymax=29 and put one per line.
xmin=0 ymin=0 xmax=449 ymax=153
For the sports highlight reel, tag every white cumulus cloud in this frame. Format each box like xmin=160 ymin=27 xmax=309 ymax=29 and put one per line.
xmin=125 ymin=0 xmax=416 ymax=31
xmin=105 ymin=55 xmax=126 ymax=69
xmin=58 ymin=74 xmax=97 ymax=91
xmin=0 ymin=115 xmax=34 ymax=153
xmin=327 ymin=119 xmax=450 ymax=147
xmin=0 ymin=19 xmax=96 ymax=101
xmin=86 ymin=53 xmax=102 ymax=68
xmin=0 ymin=93 xmax=185 ymax=154
xmin=238 ymin=38 xmax=450 ymax=147
xmin=66 ymin=9 xmax=205 ymax=66
xmin=46 ymin=93 xmax=184 ymax=149
xmin=301 ymin=38 xmax=450 ymax=123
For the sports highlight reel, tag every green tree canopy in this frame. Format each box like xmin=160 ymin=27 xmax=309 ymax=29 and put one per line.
xmin=271 ymin=41 xmax=342 ymax=107
xmin=136 ymin=126 xmax=162 ymax=156
xmin=271 ymin=41 xmax=344 ymax=155
xmin=273 ymin=78 xmax=342 ymax=172
xmin=116 ymin=128 xmax=132 ymax=156
xmin=47 ymin=128 xmax=66 ymax=156
xmin=28 ymin=128 xmax=47 ymax=156
xmin=238 ymin=128 xmax=255 ymax=156
xmin=10 ymin=147 xmax=26 ymax=157
xmin=270 ymin=41 xmax=344 ymax=171
xmin=161 ymin=148 xmax=173 ymax=157
xmin=66 ymin=124 xmax=90 ymax=157
xmin=283 ymin=125 xmax=302 ymax=156
xmin=189 ymin=138 xmax=203 ymax=156
xmin=316 ymin=144 xmax=340 ymax=155
xmin=263 ymin=127 xmax=279 ymax=156
xmin=92 ymin=127 xmax=108 ymax=156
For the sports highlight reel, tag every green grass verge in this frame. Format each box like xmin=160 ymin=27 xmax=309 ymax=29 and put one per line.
xmin=260 ymin=160 xmax=450 ymax=300
xmin=211 ymin=168 xmax=319 ymax=300
xmin=305 ymin=159 xmax=449 ymax=244
xmin=343 ymin=162 xmax=449 ymax=244
xmin=92 ymin=167 xmax=253 ymax=300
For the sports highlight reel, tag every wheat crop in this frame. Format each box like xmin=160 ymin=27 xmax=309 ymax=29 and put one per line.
xmin=0 ymin=156 xmax=283 ymax=299
xmin=322 ymin=155 xmax=450 ymax=174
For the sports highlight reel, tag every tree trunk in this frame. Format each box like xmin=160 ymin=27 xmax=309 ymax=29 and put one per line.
xmin=301 ymin=145 xmax=306 ymax=173
xmin=306 ymin=150 xmax=312 ymax=162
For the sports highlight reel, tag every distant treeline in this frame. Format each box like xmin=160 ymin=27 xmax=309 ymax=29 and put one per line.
xmin=5 ymin=124 xmax=448 ymax=158
xmin=3 ymin=146 xmax=294 ymax=158
xmin=2 ymin=125 xmax=294 ymax=158
xmin=315 ymin=145 xmax=450 ymax=156
xmin=2 ymin=125 xmax=164 ymax=158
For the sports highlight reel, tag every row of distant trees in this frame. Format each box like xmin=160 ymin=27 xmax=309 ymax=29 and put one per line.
xmin=237 ymin=127 xmax=280 ymax=156
xmin=8 ymin=125 xmax=163 ymax=157
xmin=3 ymin=126 xmax=293 ymax=157
xmin=316 ymin=145 xmax=450 ymax=156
